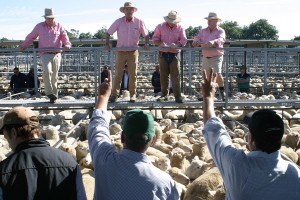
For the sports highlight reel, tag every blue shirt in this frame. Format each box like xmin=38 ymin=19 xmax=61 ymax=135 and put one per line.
xmin=203 ymin=117 xmax=300 ymax=200
xmin=88 ymin=109 xmax=180 ymax=200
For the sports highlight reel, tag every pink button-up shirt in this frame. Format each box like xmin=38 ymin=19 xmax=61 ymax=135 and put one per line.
xmin=107 ymin=16 xmax=148 ymax=51
xmin=152 ymin=22 xmax=187 ymax=53
xmin=21 ymin=21 xmax=71 ymax=55
xmin=193 ymin=26 xmax=226 ymax=58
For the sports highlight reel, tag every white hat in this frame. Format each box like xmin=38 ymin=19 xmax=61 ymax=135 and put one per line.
xmin=119 ymin=2 xmax=138 ymax=13
xmin=42 ymin=8 xmax=55 ymax=18
xmin=204 ymin=12 xmax=221 ymax=22
xmin=164 ymin=10 xmax=181 ymax=24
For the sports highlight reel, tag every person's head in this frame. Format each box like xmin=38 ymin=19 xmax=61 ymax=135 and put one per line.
xmin=121 ymin=109 xmax=156 ymax=152
xmin=205 ymin=12 xmax=221 ymax=30
xmin=43 ymin=8 xmax=55 ymax=26
xmin=247 ymin=109 xmax=284 ymax=154
xmin=0 ymin=106 xmax=41 ymax=151
xmin=120 ymin=2 xmax=137 ymax=20
xmin=13 ymin=67 xmax=19 ymax=75
xmin=164 ymin=10 xmax=181 ymax=28
xmin=239 ymin=65 xmax=247 ymax=73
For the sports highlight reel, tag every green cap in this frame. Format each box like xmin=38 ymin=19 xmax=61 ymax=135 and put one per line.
xmin=122 ymin=109 xmax=155 ymax=144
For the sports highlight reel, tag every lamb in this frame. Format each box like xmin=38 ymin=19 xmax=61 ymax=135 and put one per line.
xmin=155 ymin=156 xmax=171 ymax=171
xmin=79 ymin=152 xmax=94 ymax=170
xmin=75 ymin=140 xmax=89 ymax=162
xmin=59 ymin=142 xmax=76 ymax=159
xmin=184 ymin=167 xmax=223 ymax=200
xmin=80 ymin=168 xmax=95 ymax=200
xmin=185 ymin=156 xmax=207 ymax=180
xmin=167 ymin=167 xmax=190 ymax=186
xmin=169 ymin=147 xmax=190 ymax=172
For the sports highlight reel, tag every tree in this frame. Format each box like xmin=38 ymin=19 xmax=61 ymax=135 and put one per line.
xmin=241 ymin=19 xmax=278 ymax=40
xmin=79 ymin=32 xmax=93 ymax=39
xmin=66 ymin=29 xmax=79 ymax=40
xmin=294 ymin=36 xmax=300 ymax=40
xmin=220 ymin=21 xmax=242 ymax=40
xmin=94 ymin=26 xmax=107 ymax=39
xmin=185 ymin=26 xmax=202 ymax=39
xmin=0 ymin=37 xmax=9 ymax=48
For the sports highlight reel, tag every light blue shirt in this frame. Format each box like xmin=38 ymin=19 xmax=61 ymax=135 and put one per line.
xmin=88 ymin=109 xmax=180 ymax=200
xmin=203 ymin=117 xmax=300 ymax=200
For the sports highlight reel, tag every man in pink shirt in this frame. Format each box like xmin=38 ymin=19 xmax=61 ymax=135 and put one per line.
xmin=192 ymin=12 xmax=226 ymax=101
xmin=105 ymin=2 xmax=150 ymax=103
xmin=152 ymin=11 xmax=187 ymax=103
xmin=20 ymin=8 xmax=71 ymax=103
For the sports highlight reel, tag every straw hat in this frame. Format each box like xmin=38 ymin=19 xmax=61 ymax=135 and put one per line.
xmin=119 ymin=2 xmax=138 ymax=13
xmin=42 ymin=8 xmax=55 ymax=18
xmin=164 ymin=10 xmax=181 ymax=24
xmin=204 ymin=12 xmax=221 ymax=22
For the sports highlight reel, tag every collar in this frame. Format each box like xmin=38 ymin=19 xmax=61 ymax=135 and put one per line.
xmin=165 ymin=22 xmax=178 ymax=29
xmin=121 ymin=149 xmax=152 ymax=164
xmin=248 ymin=150 xmax=281 ymax=160
xmin=124 ymin=16 xmax=134 ymax=22
xmin=43 ymin=21 xmax=57 ymax=28
xmin=15 ymin=138 xmax=50 ymax=153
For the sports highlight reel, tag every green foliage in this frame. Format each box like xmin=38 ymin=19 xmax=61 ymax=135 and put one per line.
xmin=79 ymin=32 xmax=93 ymax=39
xmin=294 ymin=36 xmax=300 ymax=40
xmin=220 ymin=21 xmax=242 ymax=40
xmin=185 ymin=26 xmax=202 ymax=39
xmin=66 ymin=29 xmax=80 ymax=40
xmin=241 ymin=19 xmax=278 ymax=40
xmin=94 ymin=26 xmax=108 ymax=39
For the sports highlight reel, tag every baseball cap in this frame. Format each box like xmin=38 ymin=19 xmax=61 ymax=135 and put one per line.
xmin=0 ymin=106 xmax=39 ymax=134
xmin=122 ymin=109 xmax=155 ymax=144
xmin=247 ymin=109 xmax=284 ymax=142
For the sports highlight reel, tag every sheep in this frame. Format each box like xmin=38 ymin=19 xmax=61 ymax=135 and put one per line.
xmin=80 ymin=168 xmax=95 ymax=200
xmin=169 ymin=147 xmax=190 ymax=172
xmin=280 ymin=145 xmax=299 ymax=163
xmin=75 ymin=140 xmax=89 ymax=162
xmin=167 ymin=167 xmax=190 ymax=186
xmin=59 ymin=142 xmax=76 ymax=159
xmin=109 ymin=123 xmax=122 ymax=135
xmin=162 ymin=131 xmax=178 ymax=146
xmin=184 ymin=167 xmax=223 ymax=200
xmin=185 ymin=156 xmax=207 ymax=180
xmin=155 ymin=156 xmax=171 ymax=171
xmin=79 ymin=152 xmax=94 ymax=170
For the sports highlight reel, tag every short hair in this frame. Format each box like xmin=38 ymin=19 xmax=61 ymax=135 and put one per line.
xmin=248 ymin=109 xmax=284 ymax=153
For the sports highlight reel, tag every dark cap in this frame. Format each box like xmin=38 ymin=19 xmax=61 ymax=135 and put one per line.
xmin=248 ymin=109 xmax=284 ymax=142
xmin=122 ymin=109 xmax=155 ymax=144
xmin=0 ymin=106 xmax=39 ymax=134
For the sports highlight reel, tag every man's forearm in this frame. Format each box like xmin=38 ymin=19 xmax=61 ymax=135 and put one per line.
xmin=203 ymin=97 xmax=216 ymax=124
xmin=95 ymin=96 xmax=108 ymax=110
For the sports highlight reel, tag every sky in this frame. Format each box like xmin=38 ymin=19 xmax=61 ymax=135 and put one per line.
xmin=1 ymin=0 xmax=299 ymax=40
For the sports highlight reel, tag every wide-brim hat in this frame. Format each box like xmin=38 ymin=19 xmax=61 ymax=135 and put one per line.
xmin=120 ymin=2 xmax=138 ymax=13
xmin=205 ymin=12 xmax=221 ymax=22
xmin=42 ymin=8 xmax=55 ymax=18
xmin=164 ymin=10 xmax=181 ymax=24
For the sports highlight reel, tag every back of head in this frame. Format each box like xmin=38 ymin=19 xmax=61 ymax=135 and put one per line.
xmin=248 ymin=109 xmax=284 ymax=153
xmin=122 ymin=109 xmax=155 ymax=152
xmin=0 ymin=106 xmax=40 ymax=139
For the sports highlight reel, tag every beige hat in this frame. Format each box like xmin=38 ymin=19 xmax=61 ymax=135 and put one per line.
xmin=0 ymin=106 xmax=39 ymax=134
xmin=120 ymin=2 xmax=138 ymax=13
xmin=204 ymin=12 xmax=221 ymax=22
xmin=164 ymin=10 xmax=181 ymax=24
xmin=42 ymin=8 xmax=55 ymax=18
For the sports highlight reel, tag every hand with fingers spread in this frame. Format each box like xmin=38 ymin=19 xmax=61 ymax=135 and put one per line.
xmin=202 ymin=69 xmax=218 ymax=99
xmin=96 ymin=70 xmax=112 ymax=109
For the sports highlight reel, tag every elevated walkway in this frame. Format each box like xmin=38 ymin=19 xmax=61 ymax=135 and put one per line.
xmin=1 ymin=98 xmax=299 ymax=111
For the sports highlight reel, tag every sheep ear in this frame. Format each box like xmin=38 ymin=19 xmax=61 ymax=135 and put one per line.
xmin=193 ymin=156 xmax=199 ymax=161
xmin=208 ymin=190 xmax=216 ymax=196
xmin=55 ymin=125 xmax=60 ymax=130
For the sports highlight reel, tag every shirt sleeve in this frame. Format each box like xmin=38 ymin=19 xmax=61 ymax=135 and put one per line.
xmin=213 ymin=28 xmax=226 ymax=47
xmin=151 ymin=25 xmax=161 ymax=43
xmin=21 ymin=24 xmax=40 ymax=49
xmin=88 ymin=109 xmax=117 ymax=165
xmin=202 ymin=117 xmax=241 ymax=177
xmin=75 ymin=165 xmax=87 ymax=200
xmin=0 ymin=186 xmax=3 ymax=200
xmin=139 ymin=20 xmax=149 ymax=37
xmin=178 ymin=26 xmax=187 ymax=46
